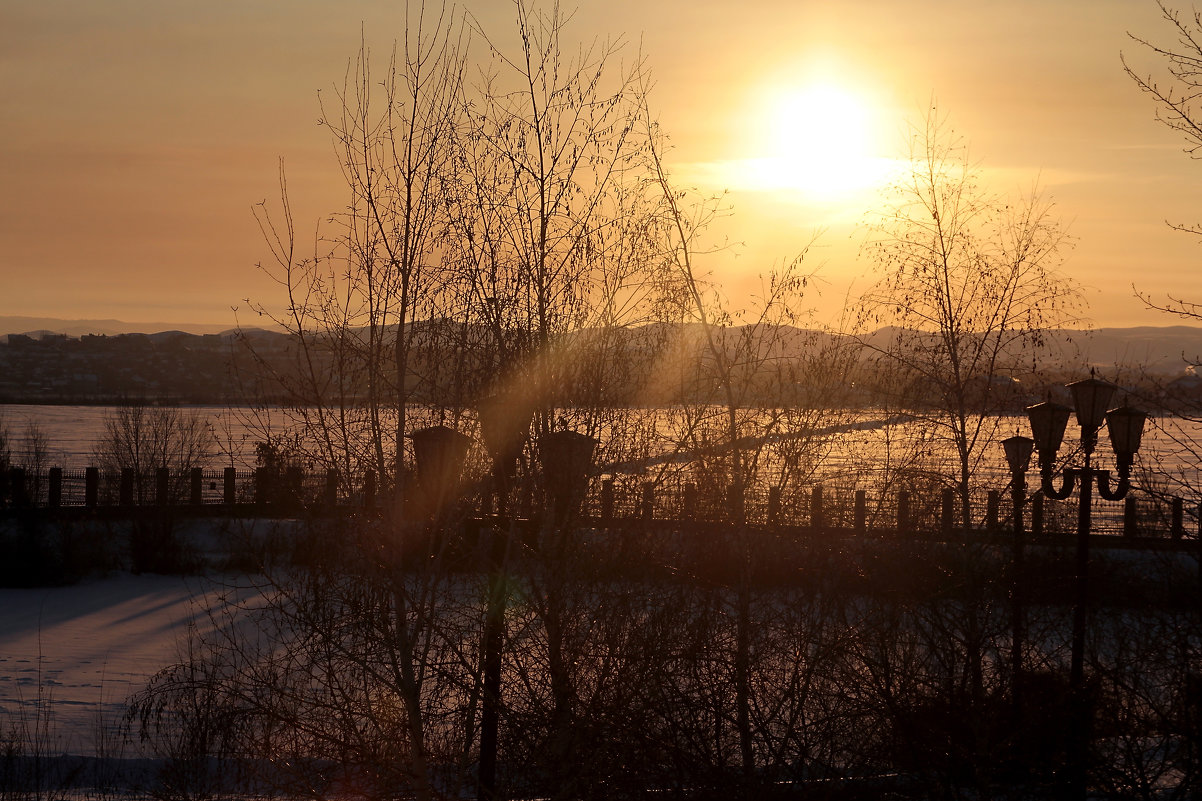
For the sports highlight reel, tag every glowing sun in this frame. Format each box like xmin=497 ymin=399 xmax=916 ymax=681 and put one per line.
xmin=743 ymin=83 xmax=894 ymax=201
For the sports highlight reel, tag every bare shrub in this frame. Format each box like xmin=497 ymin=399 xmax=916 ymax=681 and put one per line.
xmin=92 ymin=405 xmax=214 ymax=504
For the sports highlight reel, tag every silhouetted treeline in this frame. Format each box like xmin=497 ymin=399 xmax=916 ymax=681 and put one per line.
xmin=4 ymin=323 xmax=1202 ymax=408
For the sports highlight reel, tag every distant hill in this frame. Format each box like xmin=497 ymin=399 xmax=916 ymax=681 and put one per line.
xmin=4 ymin=319 xmax=1202 ymax=404
xmin=829 ymin=326 xmax=1202 ymax=377
xmin=6 ymin=316 xmax=1202 ymax=372
xmin=1070 ymin=326 xmax=1202 ymax=373
xmin=0 ymin=316 xmax=238 ymax=337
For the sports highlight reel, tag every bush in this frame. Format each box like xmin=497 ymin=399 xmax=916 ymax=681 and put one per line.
xmin=92 ymin=405 xmax=214 ymax=505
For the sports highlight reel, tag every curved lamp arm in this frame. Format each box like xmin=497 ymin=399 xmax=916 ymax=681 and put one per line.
xmin=1095 ymin=454 xmax=1134 ymax=502
xmin=1041 ymin=466 xmax=1078 ymax=501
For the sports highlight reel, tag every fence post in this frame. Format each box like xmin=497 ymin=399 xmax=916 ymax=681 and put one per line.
xmin=190 ymin=468 xmax=203 ymax=506
xmin=10 ymin=468 xmax=26 ymax=507
xmin=811 ymin=485 xmax=824 ymax=531
xmin=600 ymin=479 xmax=614 ymax=522
xmin=1173 ymin=497 xmax=1185 ymax=540
xmin=364 ymin=470 xmax=376 ymax=511
xmin=986 ymin=490 xmax=1000 ymax=531
xmin=224 ymin=467 xmax=236 ymax=505
xmin=941 ymin=488 xmax=955 ymax=537
xmin=155 ymin=468 xmax=170 ymax=506
xmin=641 ymin=481 xmax=654 ymax=521
xmin=729 ymin=483 xmax=745 ymax=525
xmin=684 ymin=483 xmax=697 ymax=520
xmin=48 ymin=467 xmax=62 ymax=507
xmin=855 ymin=489 xmax=867 ymax=535
xmin=898 ymin=491 xmax=910 ymax=537
xmin=1124 ymin=496 xmax=1138 ymax=538
xmin=325 ymin=469 xmax=339 ymax=508
xmin=285 ymin=466 xmax=303 ymax=510
xmin=768 ymin=486 xmax=781 ymax=526
xmin=85 ymin=467 xmax=99 ymax=507
xmin=255 ymin=467 xmax=269 ymax=506
xmin=120 ymin=469 xmax=134 ymax=506
xmin=1032 ymin=492 xmax=1044 ymax=538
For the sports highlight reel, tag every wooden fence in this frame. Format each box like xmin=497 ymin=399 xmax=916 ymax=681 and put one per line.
xmin=1 ymin=466 xmax=1199 ymax=545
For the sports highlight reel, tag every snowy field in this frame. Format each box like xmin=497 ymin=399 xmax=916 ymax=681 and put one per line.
xmin=0 ymin=573 xmax=232 ymax=757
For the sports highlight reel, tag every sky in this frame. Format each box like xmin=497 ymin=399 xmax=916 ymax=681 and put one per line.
xmin=3 ymin=0 xmax=1201 ymax=329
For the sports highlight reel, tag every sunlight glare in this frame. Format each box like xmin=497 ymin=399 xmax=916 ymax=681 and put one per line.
xmin=746 ymin=82 xmax=895 ymax=201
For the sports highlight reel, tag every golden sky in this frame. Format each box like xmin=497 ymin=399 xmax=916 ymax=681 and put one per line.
xmin=3 ymin=0 xmax=1200 ymax=328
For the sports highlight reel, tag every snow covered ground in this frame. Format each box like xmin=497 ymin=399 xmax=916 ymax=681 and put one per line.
xmin=0 ymin=573 xmax=231 ymax=757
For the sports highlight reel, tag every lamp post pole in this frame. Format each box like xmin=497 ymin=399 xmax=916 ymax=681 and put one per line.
xmin=1024 ymin=377 xmax=1147 ymax=800
xmin=1002 ymin=434 xmax=1034 ymax=719
xmin=475 ymin=394 xmax=533 ymax=801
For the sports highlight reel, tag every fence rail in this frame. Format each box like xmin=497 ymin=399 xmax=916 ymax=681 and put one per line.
xmin=0 ymin=466 xmax=337 ymax=510
xmin=1 ymin=465 xmax=1199 ymax=543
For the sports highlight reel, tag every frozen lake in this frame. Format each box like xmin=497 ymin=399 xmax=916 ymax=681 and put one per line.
xmin=0 ymin=404 xmax=279 ymax=468
xmin=3 ymin=403 xmax=1202 ymax=510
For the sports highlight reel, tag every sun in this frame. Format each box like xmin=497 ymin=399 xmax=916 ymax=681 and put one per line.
xmin=742 ymin=82 xmax=894 ymax=201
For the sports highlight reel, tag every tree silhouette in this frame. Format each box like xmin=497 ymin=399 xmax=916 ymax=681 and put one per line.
xmin=858 ymin=107 xmax=1080 ymax=532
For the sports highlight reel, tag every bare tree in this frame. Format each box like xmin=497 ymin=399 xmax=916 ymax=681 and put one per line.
xmin=13 ymin=421 xmax=53 ymax=503
xmin=206 ymin=7 xmax=680 ymax=801
xmin=92 ymin=404 xmax=213 ymax=503
xmin=1125 ymin=0 xmax=1202 ymax=252
xmin=442 ymin=1 xmax=664 ymax=433
xmin=857 ymin=108 xmax=1080 ymax=532
xmin=0 ymin=417 xmax=52 ymax=506
xmin=1122 ymin=2 xmax=1202 ymax=499
xmin=246 ymin=3 xmax=467 ymax=510
xmin=640 ymin=83 xmax=868 ymax=789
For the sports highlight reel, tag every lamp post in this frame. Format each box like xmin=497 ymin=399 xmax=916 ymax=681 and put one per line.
xmin=1024 ymin=377 xmax=1147 ymax=798
xmin=474 ymin=394 xmax=533 ymax=801
xmin=1002 ymin=434 xmax=1034 ymax=718
xmin=539 ymin=429 xmax=599 ymax=525
xmin=478 ymin=393 xmax=534 ymax=516
xmin=409 ymin=425 xmax=473 ymax=519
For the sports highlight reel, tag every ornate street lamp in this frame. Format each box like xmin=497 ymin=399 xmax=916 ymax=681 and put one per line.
xmin=1025 ymin=400 xmax=1072 ymax=465
xmin=1022 ymin=376 xmax=1147 ymax=798
xmin=539 ymin=429 xmax=599 ymax=524
xmin=1105 ymin=405 xmax=1148 ymax=470
xmin=1002 ymin=435 xmax=1035 ymax=476
xmin=477 ymin=393 xmax=535 ymax=515
xmin=409 ymin=425 xmax=473 ymax=518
